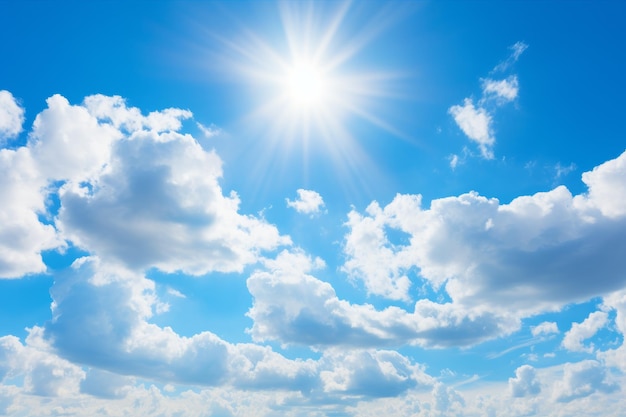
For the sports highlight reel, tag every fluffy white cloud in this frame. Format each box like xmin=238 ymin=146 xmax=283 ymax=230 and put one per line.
xmin=0 ymin=329 xmax=84 ymax=397
xmin=431 ymin=382 xmax=464 ymax=416
xmin=52 ymin=94 xmax=286 ymax=274
xmin=553 ymin=360 xmax=618 ymax=402
xmin=450 ymin=42 xmax=526 ymax=159
xmin=42 ymin=256 xmax=430 ymax=399
xmin=0 ymin=147 xmax=62 ymax=278
xmin=582 ymin=150 xmax=626 ymax=218
xmin=29 ymin=95 xmax=122 ymax=181
xmin=562 ymin=311 xmax=608 ymax=353
xmin=0 ymin=90 xmax=24 ymax=141
xmin=83 ymin=94 xmax=192 ymax=133
xmin=343 ymin=151 xmax=626 ymax=319
xmin=0 ymin=93 xmax=288 ymax=278
xmin=248 ymin=249 xmax=517 ymax=348
xmin=448 ymin=99 xmax=494 ymax=159
xmin=531 ymin=321 xmax=559 ymax=337
xmin=286 ymin=189 xmax=325 ymax=215
xmin=509 ymin=365 xmax=541 ymax=397
xmin=57 ymin=128 xmax=287 ymax=274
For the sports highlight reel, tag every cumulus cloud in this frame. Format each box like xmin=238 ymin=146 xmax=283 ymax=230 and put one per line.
xmin=286 ymin=189 xmax=326 ymax=215
xmin=0 ymin=329 xmax=84 ymax=397
xmin=531 ymin=321 xmax=559 ymax=337
xmin=509 ymin=365 xmax=541 ymax=397
xmin=432 ymin=382 xmax=464 ymax=416
xmin=247 ymin=249 xmax=517 ymax=348
xmin=0 ymin=90 xmax=24 ymax=141
xmin=448 ymin=99 xmax=494 ymax=159
xmin=42 ymin=256 xmax=431 ymax=398
xmin=562 ymin=311 xmax=608 ymax=353
xmin=342 ymin=151 xmax=626 ymax=319
xmin=553 ymin=360 xmax=618 ymax=402
xmin=0 ymin=147 xmax=62 ymax=278
xmin=1 ymin=93 xmax=290 ymax=278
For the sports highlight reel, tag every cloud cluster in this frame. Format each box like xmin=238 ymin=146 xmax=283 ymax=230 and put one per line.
xmin=3 ymin=91 xmax=626 ymax=416
xmin=343 ymin=150 xmax=626 ymax=316
xmin=247 ymin=249 xmax=517 ymax=348
xmin=449 ymin=42 xmax=527 ymax=160
xmin=0 ymin=94 xmax=288 ymax=278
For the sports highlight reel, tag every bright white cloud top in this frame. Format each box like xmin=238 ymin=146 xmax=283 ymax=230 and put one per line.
xmin=1 ymin=2 xmax=626 ymax=417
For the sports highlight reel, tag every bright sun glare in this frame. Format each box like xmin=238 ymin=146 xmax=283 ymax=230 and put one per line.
xmin=285 ymin=61 xmax=328 ymax=108
xmin=213 ymin=1 xmax=408 ymax=186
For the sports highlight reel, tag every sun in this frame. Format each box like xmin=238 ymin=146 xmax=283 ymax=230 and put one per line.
xmin=285 ymin=60 xmax=328 ymax=109
xmin=206 ymin=1 xmax=410 ymax=190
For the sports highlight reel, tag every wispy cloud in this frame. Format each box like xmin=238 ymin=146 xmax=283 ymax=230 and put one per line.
xmin=196 ymin=122 xmax=222 ymax=138
xmin=449 ymin=43 xmax=527 ymax=160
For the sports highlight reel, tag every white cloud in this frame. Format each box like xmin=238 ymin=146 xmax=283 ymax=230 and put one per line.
xmin=0 ymin=93 xmax=288 ymax=277
xmin=342 ymin=151 xmax=626 ymax=317
xmin=432 ymin=382 xmax=464 ymax=416
xmin=562 ymin=311 xmax=608 ymax=353
xmin=554 ymin=162 xmax=577 ymax=181
xmin=582 ymin=150 xmax=626 ymax=218
xmin=0 ymin=90 xmax=24 ymax=141
xmin=598 ymin=289 xmax=626 ymax=371
xmin=197 ymin=122 xmax=222 ymax=138
xmin=448 ymin=154 xmax=459 ymax=169
xmin=30 ymin=94 xmax=122 ymax=182
xmin=319 ymin=350 xmax=433 ymax=397
xmin=83 ymin=94 xmax=192 ymax=133
xmin=0 ymin=147 xmax=62 ymax=278
xmin=167 ymin=287 xmax=186 ymax=298
xmin=247 ymin=249 xmax=518 ymax=348
xmin=493 ymin=41 xmax=528 ymax=72
xmin=481 ymin=76 xmax=519 ymax=102
xmin=509 ymin=365 xmax=541 ymax=397
xmin=286 ymin=189 xmax=325 ymax=215
xmin=0 ymin=328 xmax=85 ymax=398
xmin=36 ymin=94 xmax=290 ymax=275
xmin=553 ymin=360 xmax=618 ymax=402
xmin=531 ymin=321 xmax=559 ymax=337
xmin=41 ymin=256 xmax=432 ymax=399
xmin=449 ymin=99 xmax=494 ymax=159
xmin=450 ymin=42 xmax=526 ymax=159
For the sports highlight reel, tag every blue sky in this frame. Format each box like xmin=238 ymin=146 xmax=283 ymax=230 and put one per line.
xmin=1 ymin=1 xmax=626 ymax=416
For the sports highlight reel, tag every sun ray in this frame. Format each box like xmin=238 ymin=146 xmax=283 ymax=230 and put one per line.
xmin=202 ymin=1 xmax=416 ymax=198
